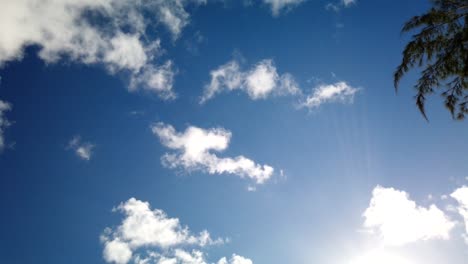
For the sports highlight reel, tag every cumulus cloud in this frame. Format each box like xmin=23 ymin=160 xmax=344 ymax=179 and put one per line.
xmin=0 ymin=0 xmax=205 ymax=99
xmin=451 ymin=186 xmax=468 ymax=243
xmin=201 ymin=59 xmax=300 ymax=103
xmin=263 ymin=0 xmax=306 ymax=16
xmin=363 ymin=186 xmax=455 ymax=246
xmin=67 ymin=136 xmax=95 ymax=161
xmin=102 ymin=198 xmax=252 ymax=264
xmin=217 ymin=254 xmax=253 ymax=264
xmin=152 ymin=123 xmax=274 ymax=184
xmin=0 ymin=100 xmax=12 ymax=151
xmin=299 ymin=81 xmax=359 ymax=109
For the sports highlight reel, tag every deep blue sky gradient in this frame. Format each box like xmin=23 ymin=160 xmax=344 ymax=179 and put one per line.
xmin=1 ymin=1 xmax=467 ymax=264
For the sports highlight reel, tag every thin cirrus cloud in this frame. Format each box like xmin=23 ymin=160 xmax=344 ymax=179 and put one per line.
xmin=342 ymin=0 xmax=357 ymax=7
xmin=201 ymin=59 xmax=301 ymax=103
xmin=101 ymin=198 xmax=252 ymax=264
xmin=67 ymin=136 xmax=95 ymax=161
xmin=0 ymin=99 xmax=12 ymax=152
xmin=326 ymin=0 xmax=357 ymax=12
xmin=262 ymin=0 xmax=306 ymax=16
xmin=0 ymin=0 xmax=208 ymax=100
xmin=152 ymin=122 xmax=274 ymax=185
xmin=363 ymin=186 xmax=456 ymax=246
xmin=299 ymin=81 xmax=360 ymax=109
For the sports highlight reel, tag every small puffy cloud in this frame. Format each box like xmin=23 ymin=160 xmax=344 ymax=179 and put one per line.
xmin=0 ymin=99 xmax=12 ymax=151
xmin=103 ymin=239 xmax=133 ymax=264
xmin=299 ymin=81 xmax=359 ymax=109
xmin=102 ymin=198 xmax=251 ymax=264
xmin=152 ymin=123 xmax=274 ymax=184
xmin=451 ymin=186 xmax=468 ymax=242
xmin=217 ymin=254 xmax=253 ymax=264
xmin=67 ymin=136 xmax=95 ymax=161
xmin=363 ymin=186 xmax=455 ymax=246
xmin=0 ymin=0 xmax=205 ymax=99
xmin=173 ymin=249 xmax=207 ymax=264
xmin=263 ymin=0 xmax=306 ymax=16
xmin=201 ymin=59 xmax=300 ymax=103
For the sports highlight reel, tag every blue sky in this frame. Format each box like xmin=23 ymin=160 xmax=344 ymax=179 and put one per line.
xmin=0 ymin=0 xmax=468 ymax=264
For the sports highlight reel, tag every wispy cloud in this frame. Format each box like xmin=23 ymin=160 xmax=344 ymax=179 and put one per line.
xmin=263 ymin=0 xmax=306 ymax=16
xmin=343 ymin=0 xmax=357 ymax=7
xmin=326 ymin=0 xmax=356 ymax=12
xmin=67 ymin=136 xmax=95 ymax=161
xmin=299 ymin=81 xmax=360 ymax=109
xmin=101 ymin=198 xmax=251 ymax=264
xmin=201 ymin=59 xmax=300 ymax=103
xmin=0 ymin=99 xmax=12 ymax=152
xmin=152 ymin=122 xmax=274 ymax=185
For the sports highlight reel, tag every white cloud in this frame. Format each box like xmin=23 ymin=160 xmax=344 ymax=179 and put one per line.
xmin=67 ymin=136 xmax=95 ymax=161
xmin=103 ymin=198 xmax=221 ymax=250
xmin=363 ymin=186 xmax=455 ymax=246
xmin=451 ymin=186 xmax=468 ymax=242
xmin=244 ymin=60 xmax=278 ymax=99
xmin=201 ymin=59 xmax=300 ymax=103
xmin=263 ymin=0 xmax=306 ymax=16
xmin=0 ymin=0 xmax=205 ymax=99
xmin=342 ymin=0 xmax=356 ymax=7
xmin=130 ymin=61 xmax=176 ymax=100
xmin=217 ymin=254 xmax=253 ymax=264
xmin=173 ymin=249 xmax=207 ymax=264
xmin=104 ymin=33 xmax=149 ymax=72
xmin=152 ymin=123 xmax=274 ymax=184
xmin=325 ymin=0 xmax=356 ymax=12
xmin=102 ymin=198 xmax=251 ymax=264
xmin=104 ymin=239 xmax=133 ymax=264
xmin=0 ymin=99 xmax=12 ymax=151
xmin=299 ymin=81 xmax=359 ymax=109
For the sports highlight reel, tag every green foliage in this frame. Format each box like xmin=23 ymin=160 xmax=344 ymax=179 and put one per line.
xmin=394 ymin=0 xmax=468 ymax=120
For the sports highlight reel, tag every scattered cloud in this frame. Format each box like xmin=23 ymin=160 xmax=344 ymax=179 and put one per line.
xmin=342 ymin=0 xmax=357 ymax=7
xmin=129 ymin=61 xmax=176 ymax=100
xmin=263 ymin=0 xmax=306 ymax=16
xmin=67 ymin=136 xmax=95 ymax=161
xmin=326 ymin=0 xmax=356 ymax=12
xmin=363 ymin=186 xmax=455 ymax=246
xmin=299 ymin=81 xmax=359 ymax=109
xmin=218 ymin=254 xmax=253 ymax=264
xmin=201 ymin=59 xmax=300 ymax=103
xmin=102 ymin=198 xmax=252 ymax=264
xmin=152 ymin=122 xmax=274 ymax=185
xmin=451 ymin=186 xmax=468 ymax=244
xmin=201 ymin=56 xmax=361 ymax=110
xmin=0 ymin=100 xmax=12 ymax=152
xmin=0 ymin=0 xmax=207 ymax=99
